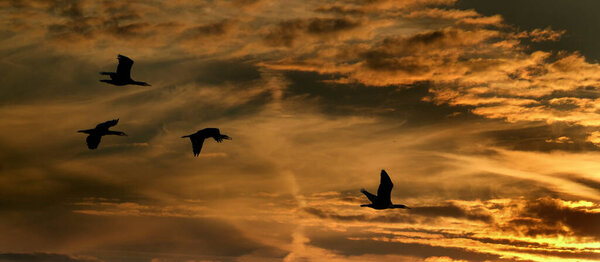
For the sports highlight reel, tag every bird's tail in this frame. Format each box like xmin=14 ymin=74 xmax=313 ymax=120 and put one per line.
xmin=215 ymin=134 xmax=232 ymax=142
xmin=100 ymin=72 xmax=112 ymax=75
xmin=360 ymin=204 xmax=370 ymax=207
xmin=181 ymin=135 xmax=190 ymax=138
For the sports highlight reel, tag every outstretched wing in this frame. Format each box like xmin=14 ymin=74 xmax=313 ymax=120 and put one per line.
xmin=190 ymin=136 xmax=205 ymax=156
xmin=201 ymin=128 xmax=231 ymax=142
xmin=361 ymin=189 xmax=378 ymax=204
xmin=116 ymin=54 xmax=133 ymax=79
xmin=198 ymin=128 xmax=219 ymax=138
xmin=86 ymin=135 xmax=102 ymax=149
xmin=377 ymin=170 xmax=393 ymax=203
xmin=95 ymin=119 xmax=119 ymax=130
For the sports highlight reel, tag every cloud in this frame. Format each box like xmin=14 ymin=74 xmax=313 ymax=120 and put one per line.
xmin=516 ymin=27 xmax=566 ymax=42
xmin=179 ymin=20 xmax=234 ymax=41
xmin=410 ymin=203 xmax=492 ymax=222
xmin=263 ymin=17 xmax=361 ymax=47
xmin=425 ymin=257 xmax=468 ymax=262
xmin=508 ymin=197 xmax=600 ymax=239
xmin=482 ymin=124 xmax=599 ymax=152
xmin=308 ymin=233 xmax=506 ymax=262
xmin=0 ymin=253 xmax=102 ymax=262
xmin=586 ymin=131 xmax=600 ymax=145
xmin=4 ymin=0 xmax=600 ymax=261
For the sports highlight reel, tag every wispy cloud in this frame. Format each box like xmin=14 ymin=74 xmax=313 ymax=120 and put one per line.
xmin=2 ymin=0 xmax=600 ymax=261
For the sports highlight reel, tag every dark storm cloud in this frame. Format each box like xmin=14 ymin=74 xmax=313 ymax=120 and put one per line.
xmin=0 ymin=253 xmax=102 ymax=262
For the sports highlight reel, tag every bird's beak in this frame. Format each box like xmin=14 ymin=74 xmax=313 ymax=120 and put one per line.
xmin=121 ymin=133 xmax=128 ymax=136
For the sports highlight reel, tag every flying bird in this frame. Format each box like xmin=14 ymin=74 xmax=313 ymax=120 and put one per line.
xmin=78 ymin=119 xmax=127 ymax=149
xmin=360 ymin=170 xmax=409 ymax=210
xmin=100 ymin=54 xmax=151 ymax=86
xmin=182 ymin=128 xmax=231 ymax=156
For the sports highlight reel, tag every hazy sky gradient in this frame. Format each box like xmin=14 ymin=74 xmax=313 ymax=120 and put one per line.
xmin=2 ymin=0 xmax=600 ymax=261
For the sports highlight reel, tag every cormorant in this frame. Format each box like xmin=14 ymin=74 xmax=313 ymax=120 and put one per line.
xmin=100 ymin=54 xmax=150 ymax=86
xmin=78 ymin=119 xmax=127 ymax=149
xmin=182 ymin=128 xmax=231 ymax=156
xmin=360 ymin=170 xmax=409 ymax=210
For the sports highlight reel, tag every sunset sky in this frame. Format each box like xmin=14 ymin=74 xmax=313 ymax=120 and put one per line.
xmin=3 ymin=1 xmax=600 ymax=261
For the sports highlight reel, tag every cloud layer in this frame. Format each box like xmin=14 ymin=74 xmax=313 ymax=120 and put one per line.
xmin=2 ymin=0 xmax=600 ymax=261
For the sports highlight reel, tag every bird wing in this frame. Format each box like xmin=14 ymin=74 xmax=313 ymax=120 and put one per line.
xmin=86 ymin=134 xmax=102 ymax=149
xmin=116 ymin=54 xmax=133 ymax=79
xmin=190 ymin=136 xmax=205 ymax=156
xmin=201 ymin=128 xmax=231 ymax=142
xmin=198 ymin=128 xmax=218 ymax=137
xmin=377 ymin=170 xmax=393 ymax=203
xmin=95 ymin=119 xmax=119 ymax=130
xmin=361 ymin=189 xmax=378 ymax=204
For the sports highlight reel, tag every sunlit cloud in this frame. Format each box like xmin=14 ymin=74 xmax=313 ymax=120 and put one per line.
xmin=2 ymin=0 xmax=600 ymax=261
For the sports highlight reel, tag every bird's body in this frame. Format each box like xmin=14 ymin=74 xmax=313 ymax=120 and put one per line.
xmin=78 ymin=119 xmax=127 ymax=149
xmin=100 ymin=54 xmax=150 ymax=86
xmin=360 ymin=170 xmax=409 ymax=210
xmin=182 ymin=128 xmax=231 ymax=156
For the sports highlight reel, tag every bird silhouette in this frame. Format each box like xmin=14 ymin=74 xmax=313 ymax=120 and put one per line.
xmin=361 ymin=170 xmax=409 ymax=210
xmin=182 ymin=128 xmax=231 ymax=156
xmin=78 ymin=119 xmax=127 ymax=149
xmin=100 ymin=54 xmax=150 ymax=86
